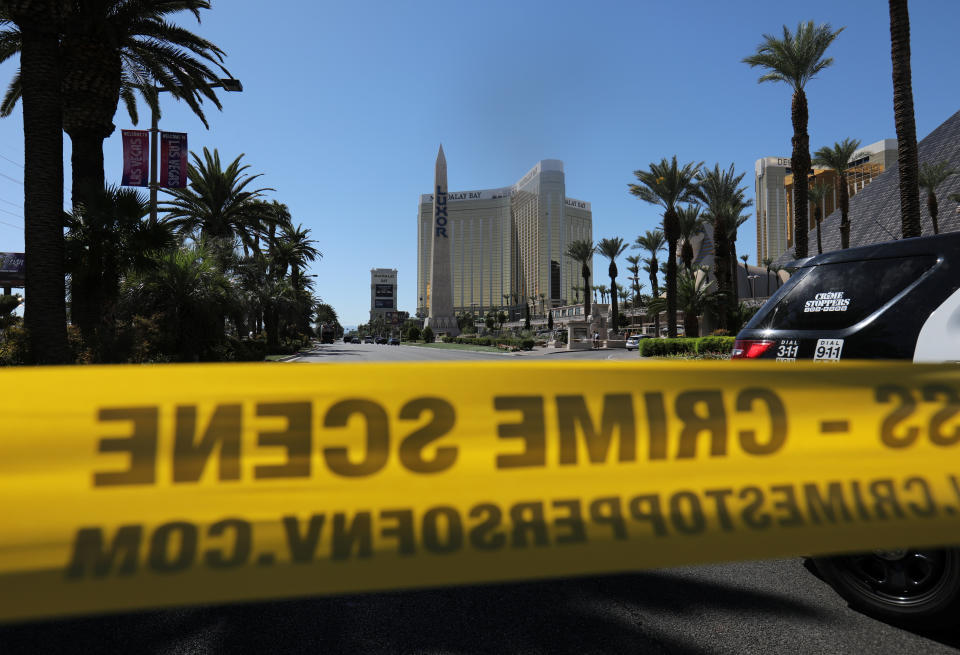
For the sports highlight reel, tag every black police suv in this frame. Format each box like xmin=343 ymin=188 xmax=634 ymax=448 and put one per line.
xmin=734 ymin=232 xmax=960 ymax=627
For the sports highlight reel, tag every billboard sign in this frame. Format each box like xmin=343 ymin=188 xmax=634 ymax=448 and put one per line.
xmin=159 ymin=132 xmax=188 ymax=189
xmin=0 ymin=252 xmax=25 ymax=287
xmin=121 ymin=130 xmax=149 ymax=187
xmin=374 ymin=299 xmax=394 ymax=309
xmin=375 ymin=284 xmax=394 ymax=298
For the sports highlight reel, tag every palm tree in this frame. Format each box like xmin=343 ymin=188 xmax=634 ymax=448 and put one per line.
xmin=2 ymin=1 xmax=230 ymax=210
xmin=646 ymin=268 xmax=720 ymax=339
xmin=762 ymin=257 xmax=777 ymax=295
xmin=65 ymin=185 xmax=174 ymax=359
xmin=3 ymin=1 xmax=70 ymax=363
xmin=889 ymin=0 xmax=921 ymax=238
xmin=597 ymin=236 xmax=628 ymax=334
xmin=630 ymin=157 xmax=701 ymax=337
xmin=596 ymin=284 xmax=608 ymax=304
xmin=572 ymin=284 xmax=582 ymax=303
xmin=625 ymin=254 xmax=642 ymax=305
xmin=163 ymin=148 xmax=272 ymax=260
xmin=634 ymin=230 xmax=665 ymax=335
xmin=744 ymin=21 xmax=844 ymax=258
xmin=565 ymin=239 xmax=595 ymax=319
xmin=676 ymin=205 xmax=705 ymax=271
xmin=918 ymin=162 xmax=957 ymax=235
xmin=807 ymin=180 xmax=833 ymax=255
xmin=122 ymin=242 xmax=233 ymax=361
xmin=813 ymin=138 xmax=862 ymax=248
xmin=696 ymin=164 xmax=752 ymax=329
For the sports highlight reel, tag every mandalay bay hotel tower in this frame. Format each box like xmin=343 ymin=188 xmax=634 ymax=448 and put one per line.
xmin=416 ymin=159 xmax=592 ymax=317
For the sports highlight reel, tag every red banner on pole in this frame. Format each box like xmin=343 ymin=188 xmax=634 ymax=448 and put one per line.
xmin=120 ymin=130 xmax=149 ymax=187
xmin=159 ymin=131 xmax=188 ymax=189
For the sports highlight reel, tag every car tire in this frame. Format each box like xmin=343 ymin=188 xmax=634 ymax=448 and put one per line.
xmin=811 ymin=547 xmax=960 ymax=627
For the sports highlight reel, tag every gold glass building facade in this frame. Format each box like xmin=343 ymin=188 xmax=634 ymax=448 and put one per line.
xmin=417 ymin=160 xmax=592 ymax=316
xmin=756 ymin=139 xmax=897 ymax=261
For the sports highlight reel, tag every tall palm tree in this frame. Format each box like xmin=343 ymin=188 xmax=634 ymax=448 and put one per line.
xmin=744 ymin=21 xmax=844 ymax=258
xmin=918 ymin=161 xmax=957 ymax=235
xmin=630 ymin=157 xmax=701 ymax=337
xmin=807 ymin=180 xmax=832 ymax=255
xmin=2 ymin=1 xmax=70 ymax=363
xmin=163 ymin=148 xmax=272 ymax=259
xmin=565 ymin=239 xmax=595 ymax=319
xmin=813 ymin=138 xmax=862 ymax=248
xmin=696 ymin=164 xmax=752 ymax=329
xmin=634 ymin=231 xmax=666 ymax=335
xmin=889 ymin=0 xmax=921 ymax=238
xmin=1 ymin=1 xmax=230 ymax=210
xmin=728 ymin=214 xmax=751 ymax=305
xmin=625 ymin=254 xmax=642 ymax=309
xmin=597 ymin=236 xmax=628 ymax=333
xmin=675 ymin=205 xmax=705 ymax=271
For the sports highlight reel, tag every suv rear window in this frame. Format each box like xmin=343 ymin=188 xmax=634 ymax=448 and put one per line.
xmin=746 ymin=255 xmax=936 ymax=331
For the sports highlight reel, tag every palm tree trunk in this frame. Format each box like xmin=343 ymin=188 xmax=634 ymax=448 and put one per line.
xmin=582 ymin=263 xmax=591 ymax=319
xmin=609 ymin=273 xmax=618 ymax=334
xmin=791 ymin=89 xmax=811 ymax=258
xmin=712 ymin=217 xmax=730 ymax=330
xmin=889 ymin=0 xmax=921 ymax=238
xmin=15 ymin=4 xmax=71 ymax=364
xmin=663 ymin=209 xmax=679 ymax=338
xmin=816 ymin=213 xmax=823 ymax=254
xmin=649 ymin=267 xmax=660 ymax=336
xmin=839 ymin=172 xmax=851 ymax=248
xmin=928 ymin=193 xmax=940 ymax=234
xmin=68 ymin=131 xmax=106 ymax=208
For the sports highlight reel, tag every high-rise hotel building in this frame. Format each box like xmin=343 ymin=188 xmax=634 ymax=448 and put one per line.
xmin=416 ymin=159 xmax=592 ymax=316
xmin=755 ymin=139 xmax=897 ymax=262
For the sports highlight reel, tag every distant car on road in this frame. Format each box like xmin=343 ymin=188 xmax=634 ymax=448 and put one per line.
xmin=734 ymin=232 xmax=960 ymax=627
xmin=388 ymin=337 xmax=400 ymax=346
xmin=375 ymin=336 xmax=388 ymax=344
xmin=364 ymin=336 xmax=374 ymax=344
xmin=351 ymin=337 xmax=361 ymax=344
xmin=625 ymin=335 xmax=640 ymax=351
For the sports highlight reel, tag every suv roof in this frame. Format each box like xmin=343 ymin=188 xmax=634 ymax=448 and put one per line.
xmin=737 ymin=232 xmax=960 ymax=361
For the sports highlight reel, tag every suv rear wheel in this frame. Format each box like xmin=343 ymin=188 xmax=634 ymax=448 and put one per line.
xmin=812 ymin=547 xmax=960 ymax=627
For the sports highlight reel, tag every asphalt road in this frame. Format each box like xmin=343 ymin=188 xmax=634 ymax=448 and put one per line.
xmin=4 ymin=344 xmax=955 ymax=653
xmin=293 ymin=341 xmax=640 ymax=362
xmin=2 ymin=560 xmax=957 ymax=654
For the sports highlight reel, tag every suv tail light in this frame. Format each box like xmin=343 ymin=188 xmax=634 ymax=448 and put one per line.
xmin=731 ymin=339 xmax=776 ymax=359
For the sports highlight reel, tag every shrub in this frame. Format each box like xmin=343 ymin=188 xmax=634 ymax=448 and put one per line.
xmin=638 ymin=338 xmax=698 ymax=357
xmin=441 ymin=335 xmax=454 ymax=343
xmin=406 ymin=325 xmax=421 ymax=342
xmin=696 ymin=336 xmax=735 ymax=354
xmin=710 ymin=329 xmax=730 ymax=337
xmin=0 ymin=325 xmax=29 ymax=366
xmin=520 ymin=338 xmax=535 ymax=351
xmin=422 ymin=326 xmax=435 ymax=343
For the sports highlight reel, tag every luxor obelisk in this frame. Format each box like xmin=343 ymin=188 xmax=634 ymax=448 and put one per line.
xmin=425 ymin=145 xmax=459 ymax=336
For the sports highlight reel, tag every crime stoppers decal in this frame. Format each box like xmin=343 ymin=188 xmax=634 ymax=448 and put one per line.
xmin=1 ymin=361 xmax=960 ymax=622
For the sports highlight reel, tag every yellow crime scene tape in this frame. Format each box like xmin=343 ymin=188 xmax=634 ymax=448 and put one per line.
xmin=1 ymin=360 xmax=959 ymax=622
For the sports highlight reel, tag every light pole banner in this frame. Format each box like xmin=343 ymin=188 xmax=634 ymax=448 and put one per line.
xmin=120 ymin=130 xmax=149 ymax=188
xmin=159 ymin=132 xmax=188 ymax=189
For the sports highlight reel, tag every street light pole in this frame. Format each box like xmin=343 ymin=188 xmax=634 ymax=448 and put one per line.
xmin=149 ymin=78 xmax=243 ymax=223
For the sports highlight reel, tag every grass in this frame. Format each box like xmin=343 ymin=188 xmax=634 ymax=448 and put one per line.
xmin=405 ymin=341 xmax=506 ymax=353
xmin=265 ymin=354 xmax=293 ymax=361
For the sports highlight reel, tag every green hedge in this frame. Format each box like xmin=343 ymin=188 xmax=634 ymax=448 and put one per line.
xmin=638 ymin=336 xmax=735 ymax=357
xmin=695 ymin=336 xmax=735 ymax=354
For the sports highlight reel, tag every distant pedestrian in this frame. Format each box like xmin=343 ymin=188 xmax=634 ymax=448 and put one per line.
xmin=593 ymin=331 xmax=600 ymax=349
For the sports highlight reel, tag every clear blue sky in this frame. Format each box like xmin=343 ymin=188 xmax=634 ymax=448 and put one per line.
xmin=0 ymin=1 xmax=957 ymax=327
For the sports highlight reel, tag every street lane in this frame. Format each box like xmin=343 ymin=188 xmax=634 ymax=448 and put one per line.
xmin=293 ymin=341 xmax=640 ymax=362
xmin=3 ymin=560 xmax=957 ymax=653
